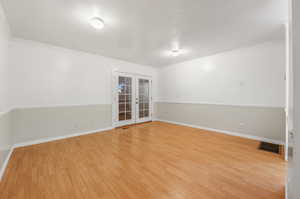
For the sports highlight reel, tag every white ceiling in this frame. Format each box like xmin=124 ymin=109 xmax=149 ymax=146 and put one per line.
xmin=1 ymin=0 xmax=287 ymax=67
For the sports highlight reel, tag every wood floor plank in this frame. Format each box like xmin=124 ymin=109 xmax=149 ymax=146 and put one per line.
xmin=0 ymin=121 xmax=286 ymax=199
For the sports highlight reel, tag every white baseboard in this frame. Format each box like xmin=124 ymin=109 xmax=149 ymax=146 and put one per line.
xmin=0 ymin=147 xmax=14 ymax=181
xmin=155 ymin=100 xmax=285 ymax=108
xmin=157 ymin=119 xmax=285 ymax=145
xmin=14 ymin=127 xmax=114 ymax=148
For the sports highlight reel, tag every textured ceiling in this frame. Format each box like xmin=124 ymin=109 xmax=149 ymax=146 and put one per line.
xmin=1 ymin=0 xmax=288 ymax=67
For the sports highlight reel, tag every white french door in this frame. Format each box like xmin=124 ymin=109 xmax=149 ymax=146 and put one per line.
xmin=114 ymin=73 xmax=136 ymax=127
xmin=113 ymin=72 xmax=152 ymax=127
xmin=135 ymin=76 xmax=152 ymax=123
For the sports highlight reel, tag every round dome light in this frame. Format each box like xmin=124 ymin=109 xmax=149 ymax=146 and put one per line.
xmin=90 ymin=17 xmax=105 ymax=30
xmin=171 ymin=49 xmax=180 ymax=57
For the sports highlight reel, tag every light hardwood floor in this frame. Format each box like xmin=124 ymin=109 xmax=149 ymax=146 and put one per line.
xmin=0 ymin=121 xmax=286 ymax=199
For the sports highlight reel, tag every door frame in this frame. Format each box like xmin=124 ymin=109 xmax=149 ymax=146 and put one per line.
xmin=285 ymin=22 xmax=292 ymax=161
xmin=112 ymin=71 xmax=153 ymax=128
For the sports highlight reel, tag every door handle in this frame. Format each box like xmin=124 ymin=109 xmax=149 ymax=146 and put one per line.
xmin=289 ymin=130 xmax=294 ymax=140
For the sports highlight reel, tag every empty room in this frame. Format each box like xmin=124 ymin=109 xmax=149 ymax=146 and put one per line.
xmin=1 ymin=0 xmax=300 ymax=198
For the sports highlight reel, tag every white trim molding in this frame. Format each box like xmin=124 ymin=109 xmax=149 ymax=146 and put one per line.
xmin=0 ymin=147 xmax=14 ymax=181
xmin=155 ymin=100 xmax=285 ymax=108
xmin=11 ymin=103 xmax=112 ymax=111
xmin=0 ymin=108 xmax=14 ymax=116
xmin=157 ymin=119 xmax=285 ymax=145
xmin=1 ymin=104 xmax=112 ymax=116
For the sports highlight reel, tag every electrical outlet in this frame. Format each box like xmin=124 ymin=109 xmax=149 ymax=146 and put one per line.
xmin=74 ymin=124 xmax=79 ymax=129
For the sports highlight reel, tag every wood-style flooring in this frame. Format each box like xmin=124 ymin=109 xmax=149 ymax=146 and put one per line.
xmin=0 ymin=121 xmax=286 ymax=199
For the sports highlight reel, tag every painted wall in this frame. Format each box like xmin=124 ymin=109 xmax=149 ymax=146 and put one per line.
xmin=0 ymin=112 xmax=12 ymax=180
xmin=8 ymin=39 xmax=159 ymax=108
xmin=6 ymin=38 xmax=286 ymax=144
xmin=156 ymin=40 xmax=286 ymax=143
xmin=158 ymin=40 xmax=285 ymax=107
xmin=0 ymin=2 xmax=12 ymax=180
xmin=12 ymin=105 xmax=112 ymax=144
xmin=7 ymin=38 xmax=159 ymax=144
xmin=156 ymin=102 xmax=285 ymax=143
xmin=0 ymin=3 xmax=10 ymax=112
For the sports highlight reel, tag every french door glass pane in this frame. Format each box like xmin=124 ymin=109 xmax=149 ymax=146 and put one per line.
xmin=119 ymin=104 xmax=125 ymax=112
xmin=119 ymin=113 xmax=125 ymax=121
xmin=139 ymin=111 xmax=144 ymax=118
xmin=118 ymin=76 xmax=132 ymax=121
xmin=126 ymin=112 xmax=132 ymax=120
xmin=138 ymin=79 xmax=150 ymax=119
xmin=125 ymin=103 xmax=131 ymax=111
xmin=144 ymin=110 xmax=149 ymax=117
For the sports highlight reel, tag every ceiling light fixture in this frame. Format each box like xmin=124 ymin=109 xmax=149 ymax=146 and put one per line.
xmin=90 ymin=17 xmax=105 ymax=30
xmin=171 ymin=49 xmax=181 ymax=57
